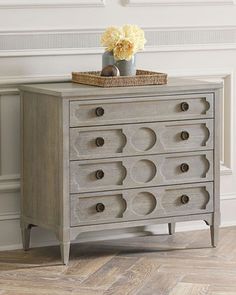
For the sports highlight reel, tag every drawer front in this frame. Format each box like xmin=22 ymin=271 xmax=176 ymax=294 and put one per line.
xmin=70 ymin=182 xmax=213 ymax=226
xmin=70 ymin=151 xmax=213 ymax=193
xmin=70 ymin=94 xmax=213 ymax=127
xmin=70 ymin=119 xmax=213 ymax=160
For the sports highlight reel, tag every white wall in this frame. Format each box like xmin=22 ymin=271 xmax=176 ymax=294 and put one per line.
xmin=1 ymin=0 xmax=236 ymax=250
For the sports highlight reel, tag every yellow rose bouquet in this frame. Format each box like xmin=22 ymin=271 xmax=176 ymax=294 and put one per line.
xmin=101 ymin=24 xmax=146 ymax=76
xmin=101 ymin=24 xmax=146 ymax=61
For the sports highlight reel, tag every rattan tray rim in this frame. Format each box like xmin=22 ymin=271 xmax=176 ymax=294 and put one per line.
xmin=72 ymin=69 xmax=168 ymax=88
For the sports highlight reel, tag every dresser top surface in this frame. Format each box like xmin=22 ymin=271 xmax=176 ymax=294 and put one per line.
xmin=19 ymin=77 xmax=222 ymax=98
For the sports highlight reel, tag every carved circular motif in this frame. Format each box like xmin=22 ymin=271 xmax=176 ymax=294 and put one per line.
xmin=131 ymin=128 xmax=156 ymax=151
xmin=132 ymin=192 xmax=157 ymax=216
xmin=131 ymin=160 xmax=156 ymax=183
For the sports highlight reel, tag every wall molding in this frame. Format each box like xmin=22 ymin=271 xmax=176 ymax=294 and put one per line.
xmin=126 ymin=0 xmax=235 ymax=6
xmin=0 ymin=88 xmax=19 ymax=95
xmin=0 ymin=175 xmax=20 ymax=192
xmin=0 ymin=75 xmax=70 ymax=86
xmin=1 ymin=26 xmax=236 ymax=57
xmin=0 ymin=0 xmax=105 ymax=9
xmin=144 ymin=26 xmax=236 ymax=53
xmin=0 ymin=213 xmax=20 ymax=221
xmin=221 ymin=192 xmax=236 ymax=200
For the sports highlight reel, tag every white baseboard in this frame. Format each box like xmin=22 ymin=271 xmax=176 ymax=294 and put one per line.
xmin=1 ymin=221 xmax=235 ymax=252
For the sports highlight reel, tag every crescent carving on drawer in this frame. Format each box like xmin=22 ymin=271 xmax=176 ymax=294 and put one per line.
xmin=201 ymin=123 xmax=211 ymax=146
xmin=203 ymin=97 xmax=211 ymax=114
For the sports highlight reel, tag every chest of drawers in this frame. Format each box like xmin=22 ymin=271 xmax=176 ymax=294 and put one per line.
xmin=20 ymin=78 xmax=222 ymax=265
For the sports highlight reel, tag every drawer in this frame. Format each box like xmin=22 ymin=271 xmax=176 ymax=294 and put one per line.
xmin=70 ymin=119 xmax=214 ymax=160
xmin=70 ymin=182 xmax=213 ymax=226
xmin=70 ymin=94 xmax=214 ymax=127
xmin=70 ymin=151 xmax=213 ymax=193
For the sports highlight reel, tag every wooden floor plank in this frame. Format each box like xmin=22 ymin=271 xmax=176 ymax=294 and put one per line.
xmin=81 ymin=256 xmax=139 ymax=290
xmin=169 ymin=282 xmax=209 ymax=295
xmin=64 ymin=251 xmax=116 ymax=279
xmin=209 ymin=285 xmax=236 ymax=293
xmin=104 ymin=258 xmax=160 ymax=295
xmin=159 ymin=259 xmax=236 ymax=276
xmin=182 ymin=273 xmax=236 ymax=287
xmin=136 ymin=272 xmax=182 ymax=295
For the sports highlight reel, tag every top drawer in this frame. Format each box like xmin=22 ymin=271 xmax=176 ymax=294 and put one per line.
xmin=70 ymin=93 xmax=214 ymax=127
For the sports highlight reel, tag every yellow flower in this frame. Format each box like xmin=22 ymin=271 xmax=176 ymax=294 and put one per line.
xmin=122 ymin=24 xmax=146 ymax=52
xmin=113 ymin=38 xmax=135 ymax=61
xmin=100 ymin=26 xmax=123 ymax=52
xmin=101 ymin=24 xmax=146 ymax=61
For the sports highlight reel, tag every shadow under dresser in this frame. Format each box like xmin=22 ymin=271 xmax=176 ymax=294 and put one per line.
xmin=19 ymin=78 xmax=222 ymax=264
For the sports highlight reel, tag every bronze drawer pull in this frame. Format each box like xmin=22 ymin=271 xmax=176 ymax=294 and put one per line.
xmin=95 ymin=170 xmax=105 ymax=179
xmin=95 ymin=107 xmax=105 ymax=117
xmin=95 ymin=137 xmax=105 ymax=147
xmin=96 ymin=203 xmax=105 ymax=212
xmin=180 ymin=163 xmax=189 ymax=172
xmin=181 ymin=131 xmax=190 ymax=140
xmin=180 ymin=102 xmax=189 ymax=112
xmin=181 ymin=195 xmax=190 ymax=204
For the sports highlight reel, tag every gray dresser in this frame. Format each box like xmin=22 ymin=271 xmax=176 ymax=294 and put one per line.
xmin=20 ymin=78 xmax=222 ymax=264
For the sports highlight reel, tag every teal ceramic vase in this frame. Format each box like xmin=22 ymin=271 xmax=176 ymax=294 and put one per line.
xmin=102 ymin=51 xmax=136 ymax=76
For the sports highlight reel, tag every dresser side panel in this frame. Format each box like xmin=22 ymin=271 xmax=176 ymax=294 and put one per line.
xmin=21 ymin=92 xmax=63 ymax=229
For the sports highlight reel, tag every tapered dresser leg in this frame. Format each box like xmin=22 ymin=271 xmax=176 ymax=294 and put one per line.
xmin=168 ymin=223 xmax=176 ymax=235
xmin=210 ymin=224 xmax=219 ymax=247
xmin=21 ymin=222 xmax=31 ymax=251
xmin=60 ymin=242 xmax=70 ymax=265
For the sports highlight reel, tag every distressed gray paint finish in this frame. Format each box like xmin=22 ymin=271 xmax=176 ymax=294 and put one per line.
xmin=70 ymin=182 xmax=214 ymax=227
xmin=21 ymin=92 xmax=62 ymax=230
xmin=70 ymin=151 xmax=214 ymax=194
xmin=19 ymin=78 xmax=222 ymax=97
xmin=20 ymin=79 xmax=222 ymax=264
xmin=69 ymin=94 xmax=213 ymax=127
xmin=70 ymin=119 xmax=214 ymax=160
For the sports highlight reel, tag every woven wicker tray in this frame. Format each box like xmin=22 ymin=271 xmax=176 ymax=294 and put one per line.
xmin=72 ymin=70 xmax=167 ymax=88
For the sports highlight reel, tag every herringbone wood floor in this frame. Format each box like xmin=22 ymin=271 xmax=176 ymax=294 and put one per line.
xmin=0 ymin=226 xmax=236 ymax=295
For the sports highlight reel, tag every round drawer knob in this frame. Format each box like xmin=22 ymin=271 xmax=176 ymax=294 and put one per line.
xmin=95 ymin=169 xmax=104 ymax=179
xmin=181 ymin=194 xmax=190 ymax=204
xmin=95 ymin=107 xmax=105 ymax=117
xmin=180 ymin=163 xmax=189 ymax=173
xmin=180 ymin=102 xmax=189 ymax=112
xmin=181 ymin=131 xmax=190 ymax=140
xmin=95 ymin=137 xmax=105 ymax=147
xmin=96 ymin=203 xmax=105 ymax=212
